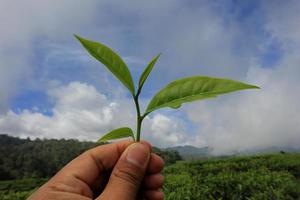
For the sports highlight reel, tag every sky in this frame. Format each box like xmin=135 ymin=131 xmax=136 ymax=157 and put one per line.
xmin=0 ymin=0 xmax=300 ymax=154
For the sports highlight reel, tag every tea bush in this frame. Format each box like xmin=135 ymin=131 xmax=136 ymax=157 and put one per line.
xmin=164 ymin=153 xmax=300 ymax=200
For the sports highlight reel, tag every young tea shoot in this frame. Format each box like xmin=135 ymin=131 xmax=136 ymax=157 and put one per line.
xmin=75 ymin=35 xmax=260 ymax=143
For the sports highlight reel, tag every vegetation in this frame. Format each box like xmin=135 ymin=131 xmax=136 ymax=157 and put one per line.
xmin=75 ymin=35 xmax=259 ymax=143
xmin=164 ymin=153 xmax=300 ymax=200
xmin=0 ymin=134 xmax=96 ymax=180
xmin=0 ymin=135 xmax=181 ymax=199
xmin=0 ymin=134 xmax=180 ymax=180
xmin=1 ymin=135 xmax=299 ymax=199
xmin=0 ymin=178 xmax=47 ymax=200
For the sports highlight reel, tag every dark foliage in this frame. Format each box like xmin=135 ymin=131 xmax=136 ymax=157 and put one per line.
xmin=0 ymin=134 xmax=96 ymax=180
xmin=0 ymin=134 xmax=181 ymax=180
xmin=152 ymin=147 xmax=182 ymax=165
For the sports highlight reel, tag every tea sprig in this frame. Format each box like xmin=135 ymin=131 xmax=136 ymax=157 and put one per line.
xmin=75 ymin=35 xmax=259 ymax=143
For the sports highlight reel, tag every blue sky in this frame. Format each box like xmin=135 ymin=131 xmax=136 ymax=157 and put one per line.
xmin=0 ymin=0 xmax=300 ymax=154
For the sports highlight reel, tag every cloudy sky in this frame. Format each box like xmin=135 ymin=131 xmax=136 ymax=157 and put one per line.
xmin=0 ymin=0 xmax=299 ymax=154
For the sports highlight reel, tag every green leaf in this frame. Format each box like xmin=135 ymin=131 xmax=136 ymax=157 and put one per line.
xmin=74 ymin=34 xmax=135 ymax=95
xmin=138 ymin=53 xmax=160 ymax=92
xmin=145 ymin=76 xmax=260 ymax=114
xmin=97 ymin=127 xmax=135 ymax=142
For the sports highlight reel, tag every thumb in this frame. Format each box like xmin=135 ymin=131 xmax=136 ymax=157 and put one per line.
xmin=97 ymin=142 xmax=150 ymax=200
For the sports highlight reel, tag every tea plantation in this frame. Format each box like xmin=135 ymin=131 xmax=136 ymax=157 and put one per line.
xmin=164 ymin=153 xmax=300 ymax=200
xmin=1 ymin=153 xmax=299 ymax=199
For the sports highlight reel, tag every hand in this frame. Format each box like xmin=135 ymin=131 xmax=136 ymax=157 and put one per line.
xmin=28 ymin=140 xmax=165 ymax=200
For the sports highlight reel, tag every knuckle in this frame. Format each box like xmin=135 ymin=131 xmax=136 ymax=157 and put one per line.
xmin=112 ymin=165 xmax=141 ymax=186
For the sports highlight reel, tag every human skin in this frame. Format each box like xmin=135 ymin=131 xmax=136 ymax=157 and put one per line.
xmin=28 ymin=140 xmax=165 ymax=200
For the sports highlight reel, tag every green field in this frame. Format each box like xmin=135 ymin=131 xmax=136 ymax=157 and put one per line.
xmin=164 ymin=153 xmax=300 ymax=200
xmin=0 ymin=178 xmax=46 ymax=200
xmin=1 ymin=153 xmax=299 ymax=200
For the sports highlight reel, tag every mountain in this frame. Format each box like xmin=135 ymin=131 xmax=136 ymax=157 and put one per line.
xmin=236 ymin=146 xmax=300 ymax=155
xmin=165 ymin=145 xmax=211 ymax=159
xmin=165 ymin=145 xmax=300 ymax=159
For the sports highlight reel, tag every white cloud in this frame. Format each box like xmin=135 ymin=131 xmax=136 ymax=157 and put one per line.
xmin=142 ymin=114 xmax=188 ymax=147
xmin=102 ymin=0 xmax=255 ymax=78
xmin=0 ymin=0 xmax=99 ymax=112
xmin=185 ymin=1 xmax=300 ymax=154
xmin=0 ymin=82 xmax=188 ymax=146
xmin=186 ymin=60 xmax=300 ymax=154
xmin=0 ymin=82 xmax=131 ymax=140
xmin=263 ymin=0 xmax=300 ymax=47
xmin=0 ymin=0 xmax=249 ymax=147
xmin=0 ymin=0 xmax=260 ymax=111
xmin=1 ymin=0 xmax=300 ymax=153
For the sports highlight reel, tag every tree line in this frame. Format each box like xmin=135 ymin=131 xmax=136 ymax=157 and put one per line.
xmin=0 ymin=134 xmax=181 ymax=180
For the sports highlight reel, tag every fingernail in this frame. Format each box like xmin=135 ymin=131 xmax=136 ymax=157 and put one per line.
xmin=126 ymin=143 xmax=149 ymax=168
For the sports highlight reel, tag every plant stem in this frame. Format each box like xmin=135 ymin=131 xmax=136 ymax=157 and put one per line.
xmin=136 ymin=116 xmax=142 ymax=142
xmin=133 ymin=94 xmax=142 ymax=142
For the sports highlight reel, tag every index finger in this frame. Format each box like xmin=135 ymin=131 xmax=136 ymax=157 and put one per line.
xmin=53 ymin=140 xmax=134 ymax=187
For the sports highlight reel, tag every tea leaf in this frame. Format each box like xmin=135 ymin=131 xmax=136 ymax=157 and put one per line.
xmin=97 ymin=127 xmax=135 ymax=142
xmin=145 ymin=76 xmax=260 ymax=114
xmin=75 ymin=35 xmax=135 ymax=95
xmin=138 ymin=53 xmax=160 ymax=92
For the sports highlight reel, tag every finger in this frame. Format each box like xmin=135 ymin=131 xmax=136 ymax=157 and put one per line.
xmin=139 ymin=140 xmax=165 ymax=174
xmin=28 ymin=190 xmax=92 ymax=200
xmin=147 ymin=153 xmax=165 ymax=174
xmin=142 ymin=174 xmax=164 ymax=190
xmin=98 ymin=143 xmax=151 ymax=200
xmin=140 ymin=140 xmax=152 ymax=149
xmin=143 ymin=189 xmax=164 ymax=200
xmin=49 ymin=140 xmax=133 ymax=188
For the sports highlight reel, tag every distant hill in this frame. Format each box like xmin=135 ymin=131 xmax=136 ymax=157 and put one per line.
xmin=165 ymin=144 xmax=300 ymax=159
xmin=165 ymin=145 xmax=211 ymax=159
xmin=236 ymin=146 xmax=300 ymax=155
